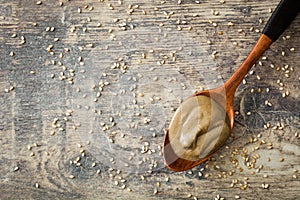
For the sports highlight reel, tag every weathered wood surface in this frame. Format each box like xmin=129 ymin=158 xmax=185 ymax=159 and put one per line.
xmin=0 ymin=0 xmax=299 ymax=199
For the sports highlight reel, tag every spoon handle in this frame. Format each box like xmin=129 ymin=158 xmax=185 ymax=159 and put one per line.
xmin=224 ymin=0 xmax=299 ymax=94
xmin=263 ymin=0 xmax=300 ymax=42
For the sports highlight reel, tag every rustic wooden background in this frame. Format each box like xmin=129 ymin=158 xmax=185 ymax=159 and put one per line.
xmin=0 ymin=0 xmax=299 ymax=199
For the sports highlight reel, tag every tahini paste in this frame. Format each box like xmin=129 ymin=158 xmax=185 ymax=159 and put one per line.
xmin=168 ymin=95 xmax=230 ymax=161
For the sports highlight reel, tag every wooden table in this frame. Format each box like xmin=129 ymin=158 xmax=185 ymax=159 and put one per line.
xmin=0 ymin=0 xmax=299 ymax=199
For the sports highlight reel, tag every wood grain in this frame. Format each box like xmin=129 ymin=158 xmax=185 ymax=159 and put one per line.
xmin=0 ymin=0 xmax=299 ymax=199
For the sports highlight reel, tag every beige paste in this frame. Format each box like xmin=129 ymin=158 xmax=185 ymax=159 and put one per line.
xmin=168 ymin=95 xmax=231 ymax=161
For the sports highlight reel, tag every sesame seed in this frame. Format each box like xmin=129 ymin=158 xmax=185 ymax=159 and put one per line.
xmin=156 ymin=182 xmax=161 ymax=187
xmin=228 ymin=22 xmax=234 ymax=26
xmin=292 ymin=174 xmax=297 ymax=179
xmin=262 ymin=183 xmax=269 ymax=189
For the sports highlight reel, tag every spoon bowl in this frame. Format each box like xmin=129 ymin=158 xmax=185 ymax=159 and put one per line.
xmin=163 ymin=86 xmax=234 ymax=172
xmin=163 ymin=0 xmax=299 ymax=172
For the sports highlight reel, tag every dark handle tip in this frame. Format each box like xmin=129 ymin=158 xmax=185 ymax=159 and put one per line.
xmin=262 ymin=0 xmax=300 ymax=42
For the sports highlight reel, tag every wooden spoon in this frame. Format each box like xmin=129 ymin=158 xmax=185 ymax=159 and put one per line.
xmin=163 ymin=0 xmax=300 ymax=172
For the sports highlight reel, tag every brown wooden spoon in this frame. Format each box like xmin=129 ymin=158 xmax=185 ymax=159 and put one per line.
xmin=163 ymin=0 xmax=300 ymax=172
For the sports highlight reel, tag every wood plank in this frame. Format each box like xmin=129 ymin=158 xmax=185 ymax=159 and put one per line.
xmin=0 ymin=0 xmax=299 ymax=199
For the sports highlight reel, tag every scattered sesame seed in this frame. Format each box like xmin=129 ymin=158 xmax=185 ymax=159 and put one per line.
xmin=262 ymin=183 xmax=269 ymax=189
xmin=256 ymin=75 xmax=261 ymax=80
xmin=292 ymin=174 xmax=297 ymax=179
